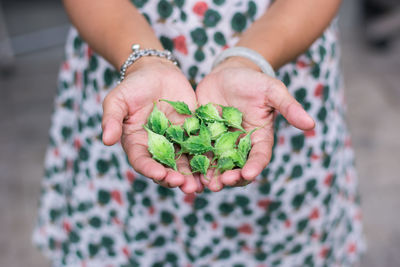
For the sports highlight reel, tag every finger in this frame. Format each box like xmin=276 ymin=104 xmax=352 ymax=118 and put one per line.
xmin=241 ymin=139 xmax=273 ymax=181
xmin=208 ymin=171 xmax=224 ymax=192
xmin=102 ymin=89 xmax=128 ymax=146
xmin=220 ymin=169 xmax=242 ymax=186
xmin=164 ymin=169 xmax=185 ymax=188
xmin=265 ymin=79 xmax=315 ymax=130
xmin=125 ymin=142 xmax=167 ymax=181
xmin=194 ymin=173 xmax=204 ymax=193
xmin=177 ymin=157 xmax=198 ymax=194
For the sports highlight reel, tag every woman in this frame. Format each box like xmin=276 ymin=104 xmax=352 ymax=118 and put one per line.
xmin=33 ymin=0 xmax=365 ymax=266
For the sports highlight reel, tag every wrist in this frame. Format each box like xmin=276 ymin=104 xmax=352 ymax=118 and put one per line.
xmin=119 ymin=44 xmax=179 ymax=82
xmin=211 ymin=56 xmax=262 ymax=73
xmin=212 ymin=46 xmax=276 ymax=78
xmin=125 ymin=56 xmax=179 ymax=76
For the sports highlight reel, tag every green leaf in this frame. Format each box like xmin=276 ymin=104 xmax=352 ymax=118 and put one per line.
xmin=214 ymin=131 xmax=242 ymax=158
xmin=144 ymin=125 xmax=177 ymax=170
xmin=216 ymin=157 xmax=235 ymax=174
xmin=220 ymin=149 xmax=244 ymax=168
xmin=160 ymin=99 xmax=192 ymax=115
xmin=237 ymin=128 xmax=256 ymax=163
xmin=207 ymin=121 xmax=227 ymax=140
xmin=190 ymin=155 xmax=210 ymax=175
xmin=195 ymin=103 xmax=223 ymax=123
xmin=165 ymin=125 xmax=184 ymax=143
xmin=183 ymin=116 xmax=200 ymax=135
xmin=221 ymin=105 xmax=245 ymax=131
xmin=147 ymin=103 xmax=169 ymax=135
xmin=181 ymin=135 xmax=213 ymax=155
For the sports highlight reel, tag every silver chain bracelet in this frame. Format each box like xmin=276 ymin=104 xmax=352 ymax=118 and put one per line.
xmin=118 ymin=44 xmax=179 ymax=83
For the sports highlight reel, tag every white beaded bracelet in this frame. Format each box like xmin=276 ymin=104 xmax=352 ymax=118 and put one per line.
xmin=212 ymin=46 xmax=276 ymax=78
xmin=118 ymin=44 xmax=179 ymax=83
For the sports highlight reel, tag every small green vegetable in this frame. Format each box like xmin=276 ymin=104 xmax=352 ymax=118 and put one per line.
xmin=195 ymin=103 xmax=223 ymax=122
xmin=221 ymin=105 xmax=245 ymax=131
xmin=213 ymin=131 xmax=242 ymax=158
xmin=165 ymin=125 xmax=185 ymax=143
xmin=147 ymin=103 xmax=169 ymax=135
xmin=216 ymin=157 xmax=235 ymax=174
xmin=207 ymin=121 xmax=227 ymax=140
xmin=238 ymin=128 xmax=257 ymax=160
xmin=160 ymin=99 xmax=192 ymax=115
xmin=183 ymin=116 xmax=200 ymax=135
xmin=181 ymin=135 xmax=213 ymax=155
xmin=144 ymin=125 xmax=177 ymax=171
xmin=190 ymin=155 xmax=210 ymax=175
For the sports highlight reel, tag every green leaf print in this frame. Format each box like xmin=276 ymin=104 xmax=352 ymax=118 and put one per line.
xmin=203 ymin=9 xmax=221 ymax=27
xmin=160 ymin=36 xmax=174 ymax=51
xmin=157 ymin=0 xmax=173 ymax=19
xmin=231 ymin=12 xmax=247 ymax=32
xmin=131 ymin=0 xmax=148 ymax=8
xmin=213 ymin=32 xmax=226 ymax=46
xmin=190 ymin=28 xmax=208 ymax=47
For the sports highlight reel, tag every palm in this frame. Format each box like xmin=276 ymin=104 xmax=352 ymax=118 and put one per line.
xmin=196 ymin=66 xmax=314 ymax=191
xmin=102 ymin=62 xmax=201 ymax=194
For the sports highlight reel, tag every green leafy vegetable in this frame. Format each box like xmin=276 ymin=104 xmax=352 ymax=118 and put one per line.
xmin=144 ymin=125 xmax=177 ymax=170
xmin=221 ymin=105 xmax=245 ymax=131
xmin=238 ymin=128 xmax=256 ymax=160
xmin=207 ymin=121 xmax=227 ymax=140
xmin=213 ymin=131 xmax=242 ymax=158
xmin=190 ymin=155 xmax=210 ymax=175
xmin=181 ymin=135 xmax=213 ymax=155
xmin=183 ymin=116 xmax=200 ymax=135
xmin=216 ymin=157 xmax=235 ymax=174
xmin=195 ymin=103 xmax=223 ymax=122
xmin=165 ymin=125 xmax=185 ymax=143
xmin=147 ymin=103 xmax=169 ymax=135
xmin=160 ymin=99 xmax=192 ymax=115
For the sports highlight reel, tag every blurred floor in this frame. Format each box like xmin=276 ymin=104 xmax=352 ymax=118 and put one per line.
xmin=0 ymin=1 xmax=399 ymax=267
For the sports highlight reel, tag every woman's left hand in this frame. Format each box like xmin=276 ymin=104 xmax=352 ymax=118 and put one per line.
xmin=195 ymin=57 xmax=315 ymax=192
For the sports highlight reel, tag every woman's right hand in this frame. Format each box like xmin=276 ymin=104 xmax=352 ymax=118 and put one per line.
xmin=102 ymin=57 xmax=202 ymax=194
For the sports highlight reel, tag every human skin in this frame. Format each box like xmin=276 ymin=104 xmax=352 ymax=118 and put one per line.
xmin=62 ymin=0 xmax=341 ymax=193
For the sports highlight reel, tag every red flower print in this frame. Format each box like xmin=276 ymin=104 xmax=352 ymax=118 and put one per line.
xmin=296 ymin=60 xmax=307 ymax=68
xmin=309 ymin=208 xmax=320 ymax=220
xmin=347 ymin=242 xmax=357 ymax=253
xmin=63 ymin=220 xmax=71 ymax=233
xmin=122 ymin=246 xmax=130 ymax=257
xmin=173 ymin=35 xmax=188 ymax=55
xmin=320 ymin=246 xmax=330 ymax=258
xmin=125 ymin=170 xmax=136 ymax=183
xmin=184 ymin=193 xmax=196 ymax=205
xmin=111 ymin=190 xmax=123 ymax=205
xmin=193 ymin=1 xmax=208 ymax=16
xmin=74 ymin=138 xmax=82 ymax=150
xmin=284 ymin=219 xmax=291 ymax=228
xmin=238 ymin=223 xmax=253 ymax=234
xmin=148 ymin=206 xmax=155 ymax=215
xmin=324 ymin=173 xmax=333 ymax=186
xmin=304 ymin=129 xmax=315 ymax=137
xmin=314 ymin=83 xmax=324 ymax=97
xmin=211 ymin=221 xmax=218 ymax=229
xmin=257 ymin=198 xmax=271 ymax=209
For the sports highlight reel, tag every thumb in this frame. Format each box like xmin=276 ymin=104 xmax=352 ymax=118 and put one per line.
xmin=266 ymin=79 xmax=315 ymax=130
xmin=102 ymin=89 xmax=128 ymax=146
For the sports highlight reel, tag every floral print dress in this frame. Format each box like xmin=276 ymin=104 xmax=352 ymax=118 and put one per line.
xmin=33 ymin=0 xmax=365 ymax=266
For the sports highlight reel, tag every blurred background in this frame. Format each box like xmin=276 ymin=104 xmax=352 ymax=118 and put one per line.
xmin=0 ymin=0 xmax=399 ymax=266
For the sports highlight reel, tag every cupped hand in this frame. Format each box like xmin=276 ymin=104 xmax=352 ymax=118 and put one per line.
xmin=102 ymin=57 xmax=202 ymax=194
xmin=196 ymin=57 xmax=315 ymax=192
